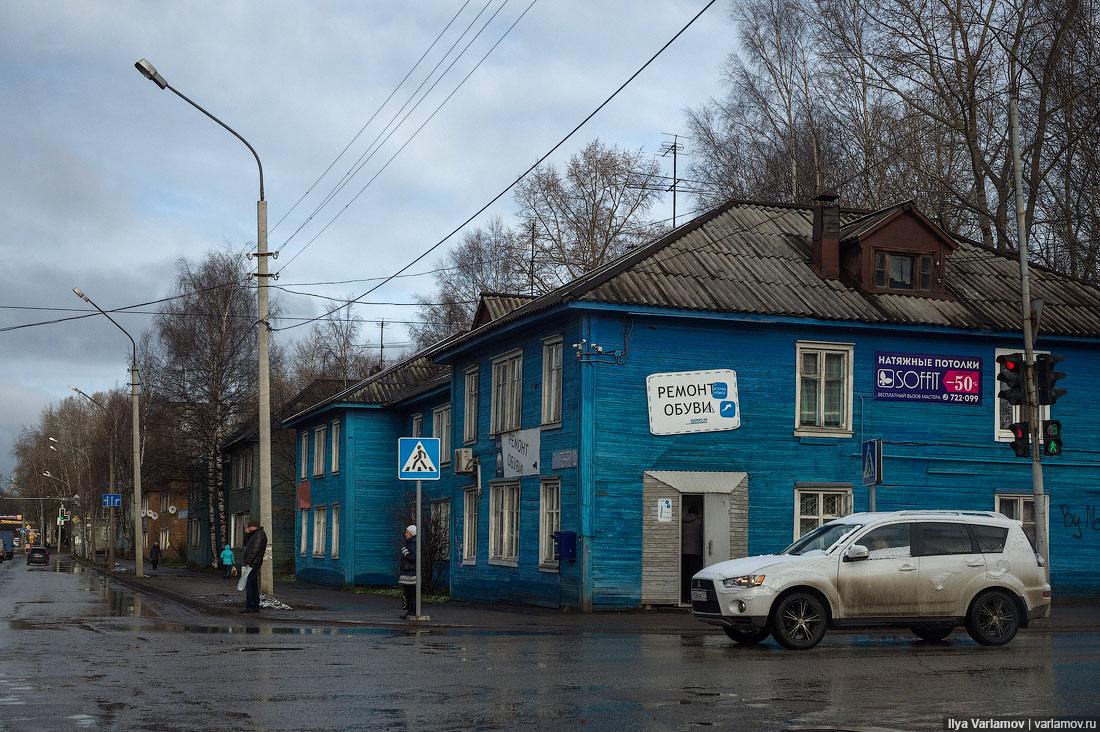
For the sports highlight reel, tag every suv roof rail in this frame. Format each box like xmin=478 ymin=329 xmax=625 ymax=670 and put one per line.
xmin=896 ymin=510 xmax=1007 ymax=519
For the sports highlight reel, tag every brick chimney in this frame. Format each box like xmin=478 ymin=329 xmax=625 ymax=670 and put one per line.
xmin=812 ymin=191 xmax=841 ymax=279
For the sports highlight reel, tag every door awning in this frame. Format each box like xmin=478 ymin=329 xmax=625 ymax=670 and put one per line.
xmin=644 ymin=470 xmax=747 ymax=494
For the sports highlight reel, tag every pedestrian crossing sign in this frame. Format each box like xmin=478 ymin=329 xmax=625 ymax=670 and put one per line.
xmin=398 ymin=437 xmax=441 ymax=481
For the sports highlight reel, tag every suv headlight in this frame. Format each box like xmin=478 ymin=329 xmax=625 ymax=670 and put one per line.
xmin=722 ymin=574 xmax=765 ymax=589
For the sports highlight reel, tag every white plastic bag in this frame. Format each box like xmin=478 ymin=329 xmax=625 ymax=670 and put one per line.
xmin=236 ymin=565 xmax=251 ymax=591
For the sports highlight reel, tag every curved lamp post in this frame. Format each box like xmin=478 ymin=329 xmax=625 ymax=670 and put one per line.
xmin=72 ymin=287 xmax=145 ymax=577
xmin=41 ymin=471 xmax=78 ymax=552
xmin=49 ymin=438 xmax=94 ymax=559
xmin=134 ymin=58 xmax=274 ymax=595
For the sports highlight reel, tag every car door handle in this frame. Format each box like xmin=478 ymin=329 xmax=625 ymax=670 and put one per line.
xmin=966 ymin=559 xmax=984 ymax=567
xmin=708 ymin=540 xmax=713 ymax=556
xmin=899 ymin=564 xmax=917 ymax=571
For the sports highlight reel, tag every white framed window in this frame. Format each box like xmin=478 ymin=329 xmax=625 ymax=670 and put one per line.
xmin=491 ymin=349 xmax=523 ymax=434
xmin=993 ymin=348 xmax=1051 ymax=441
xmin=159 ymin=527 xmax=170 ymax=550
xmin=160 ymin=492 xmax=169 ymax=512
xmin=539 ymin=478 xmax=561 ymax=569
xmin=412 ymin=413 xmax=422 ymax=438
xmin=312 ymin=506 xmax=327 ymax=557
xmin=464 ymin=367 xmax=479 ymax=444
xmin=433 ymin=404 xmax=452 ymax=465
xmin=143 ymin=530 xmax=149 ymax=549
xmin=245 ymin=449 xmax=253 ymax=488
xmin=463 ymin=488 xmax=478 ymax=564
xmin=541 ymin=337 xmax=563 ymax=426
xmin=795 ymin=341 xmax=854 ymax=436
xmin=142 ymin=495 xmax=149 ymax=514
xmin=431 ymin=499 xmax=450 ymax=560
xmin=331 ymin=503 xmax=340 ymax=559
xmin=300 ymin=510 xmax=308 ymax=556
xmin=794 ymin=484 xmax=852 ymax=538
xmin=331 ymin=421 xmax=340 ymax=474
xmin=299 ymin=433 xmax=308 ymax=479
xmin=996 ymin=493 xmax=1048 ymax=547
xmin=313 ymin=425 xmax=326 ymax=477
xmin=489 ymin=481 xmax=520 ymax=565
xmin=188 ymin=518 xmax=200 ymax=547
xmin=232 ymin=512 xmax=249 ymax=549
xmin=300 ymin=432 xmax=308 ymax=480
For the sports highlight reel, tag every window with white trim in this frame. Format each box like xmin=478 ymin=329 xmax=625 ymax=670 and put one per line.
xmin=188 ymin=518 xmax=200 ymax=547
xmin=412 ymin=413 xmax=422 ymax=438
xmin=300 ymin=510 xmax=308 ymax=556
xmin=330 ymin=421 xmax=340 ymax=473
xmin=300 ymin=432 xmax=308 ymax=480
xmin=159 ymin=527 xmax=170 ymax=550
xmin=464 ymin=367 xmax=479 ymax=444
xmin=142 ymin=495 xmax=149 ymax=514
xmin=489 ymin=481 xmax=520 ymax=564
xmin=313 ymin=425 xmax=326 ymax=477
xmin=431 ymin=499 xmax=450 ymax=560
xmin=541 ymin=337 xmax=563 ymax=426
xmin=463 ymin=488 xmax=478 ymax=563
xmin=491 ymin=350 xmax=523 ymax=434
xmin=143 ymin=531 xmax=149 ymax=549
xmin=160 ymin=492 xmax=169 ymax=512
xmin=433 ymin=404 xmax=451 ymax=465
xmin=312 ymin=506 xmax=326 ymax=557
xmin=795 ymin=341 xmax=854 ymax=435
xmin=331 ymin=503 xmax=340 ymax=559
xmin=539 ymin=478 xmax=561 ymax=569
xmin=245 ymin=449 xmax=253 ymax=488
xmin=996 ymin=494 xmax=1047 ymax=547
xmin=993 ymin=347 xmax=1051 ymax=441
xmin=794 ymin=485 xmax=852 ymax=538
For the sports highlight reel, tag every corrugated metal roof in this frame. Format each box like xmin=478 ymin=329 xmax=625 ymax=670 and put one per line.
xmin=429 ymin=199 xmax=1100 ymax=357
xmin=478 ymin=293 xmax=536 ymax=322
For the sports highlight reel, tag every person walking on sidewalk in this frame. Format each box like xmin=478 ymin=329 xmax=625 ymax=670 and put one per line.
xmin=220 ymin=544 xmax=236 ymax=579
xmin=149 ymin=541 xmax=161 ymax=571
xmin=398 ymin=525 xmax=417 ymax=619
xmin=239 ymin=520 xmax=267 ymax=614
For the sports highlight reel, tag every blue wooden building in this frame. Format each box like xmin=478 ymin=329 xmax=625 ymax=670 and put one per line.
xmin=424 ymin=195 xmax=1100 ymax=610
xmin=282 ymin=359 xmax=453 ymax=588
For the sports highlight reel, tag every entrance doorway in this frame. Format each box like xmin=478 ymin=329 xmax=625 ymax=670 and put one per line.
xmin=680 ymin=495 xmax=704 ymax=603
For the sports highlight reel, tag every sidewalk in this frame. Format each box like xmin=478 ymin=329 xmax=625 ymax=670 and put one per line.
xmin=71 ymin=555 xmax=1100 ymax=634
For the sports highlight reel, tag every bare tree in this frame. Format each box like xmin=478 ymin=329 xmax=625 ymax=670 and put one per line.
xmin=148 ymin=247 xmax=257 ymax=564
xmin=289 ymin=297 xmax=379 ymax=393
xmin=514 ymin=139 xmax=666 ymax=285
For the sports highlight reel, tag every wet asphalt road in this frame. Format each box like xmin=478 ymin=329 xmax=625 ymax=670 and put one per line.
xmin=1 ymin=557 xmax=1098 ymax=732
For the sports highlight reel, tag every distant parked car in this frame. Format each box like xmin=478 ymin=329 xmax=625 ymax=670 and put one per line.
xmin=692 ymin=511 xmax=1050 ymax=649
xmin=26 ymin=546 xmax=49 ymax=566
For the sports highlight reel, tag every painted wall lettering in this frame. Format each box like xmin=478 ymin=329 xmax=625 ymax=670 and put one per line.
xmin=1059 ymin=504 xmax=1100 ymax=539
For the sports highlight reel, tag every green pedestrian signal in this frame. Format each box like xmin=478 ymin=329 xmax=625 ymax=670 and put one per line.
xmin=1042 ymin=420 xmax=1063 ymax=456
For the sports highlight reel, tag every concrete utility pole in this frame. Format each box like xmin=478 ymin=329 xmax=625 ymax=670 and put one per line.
xmin=135 ymin=59 xmax=275 ymax=596
xmin=1009 ymin=93 xmax=1049 ymax=582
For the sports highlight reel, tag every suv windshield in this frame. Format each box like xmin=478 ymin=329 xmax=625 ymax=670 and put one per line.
xmin=782 ymin=523 xmax=863 ymax=555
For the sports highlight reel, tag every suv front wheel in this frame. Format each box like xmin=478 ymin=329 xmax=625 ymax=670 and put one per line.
xmin=965 ymin=590 xmax=1020 ymax=646
xmin=771 ymin=592 xmax=827 ymax=650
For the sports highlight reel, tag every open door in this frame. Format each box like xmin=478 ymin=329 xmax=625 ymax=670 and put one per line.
xmin=703 ymin=492 xmax=730 ymax=566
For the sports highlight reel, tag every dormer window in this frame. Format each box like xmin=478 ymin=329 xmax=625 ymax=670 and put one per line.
xmin=873 ymin=251 xmax=933 ymax=292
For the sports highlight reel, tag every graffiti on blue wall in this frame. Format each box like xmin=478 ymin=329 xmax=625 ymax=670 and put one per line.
xmin=1060 ymin=504 xmax=1100 ymax=539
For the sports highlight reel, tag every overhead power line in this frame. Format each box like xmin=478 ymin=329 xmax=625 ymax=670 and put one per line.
xmin=274 ymin=0 xmax=721 ymax=334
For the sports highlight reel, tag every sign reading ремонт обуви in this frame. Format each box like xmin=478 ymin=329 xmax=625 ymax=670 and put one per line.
xmin=646 ymin=369 xmax=741 ymax=435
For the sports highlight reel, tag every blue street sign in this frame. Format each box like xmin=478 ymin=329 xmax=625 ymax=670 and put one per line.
xmin=861 ymin=439 xmax=882 ymax=487
xmin=102 ymin=494 xmax=122 ymax=508
xmin=398 ymin=437 xmax=441 ymax=481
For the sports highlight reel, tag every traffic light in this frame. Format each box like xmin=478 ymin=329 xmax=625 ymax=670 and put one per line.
xmin=1042 ymin=420 xmax=1063 ymax=456
xmin=996 ymin=352 xmax=1027 ymax=405
xmin=1035 ymin=353 xmax=1066 ymax=405
xmin=1008 ymin=421 xmax=1030 ymax=457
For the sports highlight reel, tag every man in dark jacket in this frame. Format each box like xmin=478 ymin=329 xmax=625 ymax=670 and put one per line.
xmin=239 ymin=519 xmax=267 ymax=613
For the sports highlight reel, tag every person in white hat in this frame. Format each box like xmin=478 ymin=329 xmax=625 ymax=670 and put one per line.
xmin=398 ymin=525 xmax=417 ymax=619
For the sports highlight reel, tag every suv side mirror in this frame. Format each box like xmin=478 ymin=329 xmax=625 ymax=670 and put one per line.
xmin=844 ymin=544 xmax=870 ymax=562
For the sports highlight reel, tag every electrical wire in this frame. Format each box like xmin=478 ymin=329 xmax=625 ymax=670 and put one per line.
xmin=273 ymin=0 xmax=721 ymax=333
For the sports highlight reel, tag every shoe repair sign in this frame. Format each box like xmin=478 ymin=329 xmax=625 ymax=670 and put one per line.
xmin=646 ymin=369 xmax=740 ymax=435
xmin=874 ymin=352 xmax=983 ymax=404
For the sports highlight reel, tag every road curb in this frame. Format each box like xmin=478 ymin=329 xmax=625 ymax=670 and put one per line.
xmin=72 ymin=557 xmax=237 ymax=617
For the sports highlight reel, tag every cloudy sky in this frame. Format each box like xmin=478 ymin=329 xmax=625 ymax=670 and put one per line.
xmin=0 ymin=0 xmax=733 ymax=478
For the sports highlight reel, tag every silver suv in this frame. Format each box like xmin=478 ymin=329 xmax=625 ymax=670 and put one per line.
xmin=691 ymin=511 xmax=1050 ymax=649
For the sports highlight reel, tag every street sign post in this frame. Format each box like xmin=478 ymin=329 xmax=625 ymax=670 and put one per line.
xmin=861 ymin=439 xmax=882 ymax=511
xmin=397 ymin=437 xmax=440 ymax=622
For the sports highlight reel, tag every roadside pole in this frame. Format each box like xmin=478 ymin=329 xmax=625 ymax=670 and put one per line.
xmin=1009 ymin=94 xmax=1049 ymax=583
xmin=416 ymin=479 xmax=422 ymax=619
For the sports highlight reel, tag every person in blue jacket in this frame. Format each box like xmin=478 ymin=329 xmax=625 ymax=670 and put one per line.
xmin=398 ymin=525 xmax=417 ymax=619
xmin=220 ymin=544 xmax=236 ymax=579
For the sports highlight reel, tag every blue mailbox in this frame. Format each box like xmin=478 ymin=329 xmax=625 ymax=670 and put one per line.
xmin=552 ymin=530 xmax=576 ymax=561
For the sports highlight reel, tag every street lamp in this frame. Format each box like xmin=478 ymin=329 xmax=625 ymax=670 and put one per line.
xmin=41 ymin=472 xmax=75 ymax=551
xmin=71 ymin=385 xmax=119 ymax=569
xmin=48 ymin=438 xmax=95 ymax=559
xmin=72 ymin=287 xmax=145 ymax=577
xmin=134 ymin=58 xmax=274 ymax=596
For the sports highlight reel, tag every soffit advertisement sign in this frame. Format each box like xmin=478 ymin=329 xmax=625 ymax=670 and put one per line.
xmin=874 ymin=352 xmax=983 ymax=405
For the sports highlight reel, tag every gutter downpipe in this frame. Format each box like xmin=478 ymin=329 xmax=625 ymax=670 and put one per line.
xmin=579 ymin=313 xmax=596 ymax=611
